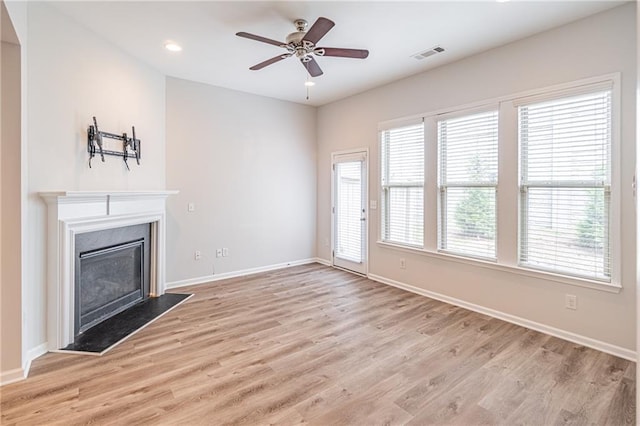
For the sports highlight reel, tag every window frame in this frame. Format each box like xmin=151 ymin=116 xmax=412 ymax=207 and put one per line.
xmin=436 ymin=107 xmax=500 ymax=261
xmin=379 ymin=119 xmax=425 ymax=248
xmin=375 ymin=73 xmax=621 ymax=292
xmin=516 ymin=85 xmax=614 ymax=283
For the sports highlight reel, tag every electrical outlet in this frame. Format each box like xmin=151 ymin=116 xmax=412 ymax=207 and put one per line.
xmin=400 ymin=258 xmax=406 ymax=269
xmin=565 ymin=294 xmax=577 ymax=310
xmin=222 ymin=248 xmax=229 ymax=257
xmin=216 ymin=248 xmax=222 ymax=258
xmin=194 ymin=250 xmax=201 ymax=260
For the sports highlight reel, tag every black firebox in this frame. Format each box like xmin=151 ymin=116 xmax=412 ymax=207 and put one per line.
xmin=74 ymin=223 xmax=151 ymax=335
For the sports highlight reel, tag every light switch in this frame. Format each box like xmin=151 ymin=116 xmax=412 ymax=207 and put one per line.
xmin=188 ymin=202 xmax=195 ymax=212
xmin=370 ymin=200 xmax=377 ymax=210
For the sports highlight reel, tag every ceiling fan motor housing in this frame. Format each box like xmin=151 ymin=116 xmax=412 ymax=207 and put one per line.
xmin=286 ymin=20 xmax=316 ymax=60
xmin=286 ymin=18 xmax=310 ymax=46
xmin=286 ymin=31 xmax=307 ymax=45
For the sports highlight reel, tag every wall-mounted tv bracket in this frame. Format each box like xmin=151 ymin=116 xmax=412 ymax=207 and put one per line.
xmin=87 ymin=116 xmax=141 ymax=170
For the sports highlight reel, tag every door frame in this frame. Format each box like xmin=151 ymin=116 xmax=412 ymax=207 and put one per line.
xmin=331 ymin=148 xmax=369 ymax=276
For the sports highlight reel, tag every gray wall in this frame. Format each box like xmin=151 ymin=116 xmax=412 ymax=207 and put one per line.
xmin=165 ymin=77 xmax=317 ymax=284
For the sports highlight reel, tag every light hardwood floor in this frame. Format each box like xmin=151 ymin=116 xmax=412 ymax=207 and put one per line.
xmin=1 ymin=264 xmax=635 ymax=425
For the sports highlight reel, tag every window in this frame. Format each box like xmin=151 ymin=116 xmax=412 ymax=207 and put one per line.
xmin=438 ymin=110 xmax=498 ymax=259
xmin=380 ymin=122 xmax=424 ymax=247
xmin=519 ymin=88 xmax=612 ymax=281
xmin=377 ymin=75 xmax=618 ymax=288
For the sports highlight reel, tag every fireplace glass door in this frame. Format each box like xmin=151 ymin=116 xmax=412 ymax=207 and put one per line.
xmin=75 ymin=223 xmax=151 ymax=335
xmin=78 ymin=240 xmax=143 ymax=333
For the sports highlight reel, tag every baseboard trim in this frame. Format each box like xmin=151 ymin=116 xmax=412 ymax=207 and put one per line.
xmin=24 ymin=343 xmax=48 ymax=379
xmin=166 ymin=258 xmax=320 ymax=289
xmin=0 ymin=366 xmax=26 ymax=386
xmin=315 ymin=257 xmax=332 ymax=266
xmin=0 ymin=342 xmax=48 ymax=387
xmin=368 ymin=273 xmax=636 ymax=362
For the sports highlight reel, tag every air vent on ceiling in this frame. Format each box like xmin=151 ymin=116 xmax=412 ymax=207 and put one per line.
xmin=411 ymin=46 xmax=445 ymax=60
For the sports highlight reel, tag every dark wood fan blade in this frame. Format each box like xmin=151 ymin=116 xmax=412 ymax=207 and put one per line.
xmin=302 ymin=17 xmax=335 ymax=45
xmin=301 ymin=57 xmax=323 ymax=77
xmin=236 ymin=32 xmax=285 ymax=47
xmin=250 ymin=54 xmax=290 ymax=70
xmin=317 ymin=47 xmax=369 ymax=59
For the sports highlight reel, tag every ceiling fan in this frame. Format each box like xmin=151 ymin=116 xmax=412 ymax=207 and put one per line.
xmin=236 ymin=17 xmax=369 ymax=78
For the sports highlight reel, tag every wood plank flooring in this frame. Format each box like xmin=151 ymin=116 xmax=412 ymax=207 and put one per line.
xmin=1 ymin=263 xmax=635 ymax=425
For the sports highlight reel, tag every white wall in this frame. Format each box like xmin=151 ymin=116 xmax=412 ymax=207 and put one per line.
xmin=24 ymin=3 xmax=166 ymax=354
xmin=4 ymin=1 xmax=26 ymax=44
xmin=165 ymin=77 xmax=316 ymax=285
xmin=317 ymin=4 xmax=637 ymax=353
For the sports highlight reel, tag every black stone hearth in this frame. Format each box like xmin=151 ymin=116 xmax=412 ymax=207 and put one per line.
xmin=61 ymin=293 xmax=191 ymax=354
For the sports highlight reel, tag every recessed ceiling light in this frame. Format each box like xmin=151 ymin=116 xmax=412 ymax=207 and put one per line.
xmin=496 ymin=0 xmax=510 ymax=3
xmin=304 ymin=81 xmax=315 ymax=87
xmin=164 ymin=42 xmax=182 ymax=52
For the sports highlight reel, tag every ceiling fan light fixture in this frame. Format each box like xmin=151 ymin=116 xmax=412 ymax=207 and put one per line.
xmin=164 ymin=41 xmax=182 ymax=52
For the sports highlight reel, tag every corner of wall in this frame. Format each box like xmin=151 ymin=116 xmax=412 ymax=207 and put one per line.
xmin=0 ymin=342 xmax=46 ymax=387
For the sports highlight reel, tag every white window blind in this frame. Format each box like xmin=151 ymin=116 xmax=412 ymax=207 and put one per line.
xmin=335 ymin=161 xmax=363 ymax=263
xmin=438 ymin=110 xmax=498 ymax=259
xmin=381 ymin=123 xmax=424 ymax=247
xmin=519 ymin=89 xmax=612 ymax=281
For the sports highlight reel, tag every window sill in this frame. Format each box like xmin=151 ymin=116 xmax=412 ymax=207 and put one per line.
xmin=376 ymin=240 xmax=621 ymax=294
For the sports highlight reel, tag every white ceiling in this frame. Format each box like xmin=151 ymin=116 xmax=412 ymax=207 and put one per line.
xmin=51 ymin=1 xmax=624 ymax=106
xmin=1 ymin=1 xmax=19 ymax=44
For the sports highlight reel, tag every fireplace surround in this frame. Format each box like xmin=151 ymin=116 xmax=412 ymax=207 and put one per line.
xmin=40 ymin=191 xmax=177 ymax=350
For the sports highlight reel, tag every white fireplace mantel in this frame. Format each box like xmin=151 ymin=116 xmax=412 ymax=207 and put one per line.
xmin=40 ymin=190 xmax=178 ymax=350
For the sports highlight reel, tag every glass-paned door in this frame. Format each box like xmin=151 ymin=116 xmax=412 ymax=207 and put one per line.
xmin=333 ymin=152 xmax=367 ymax=274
